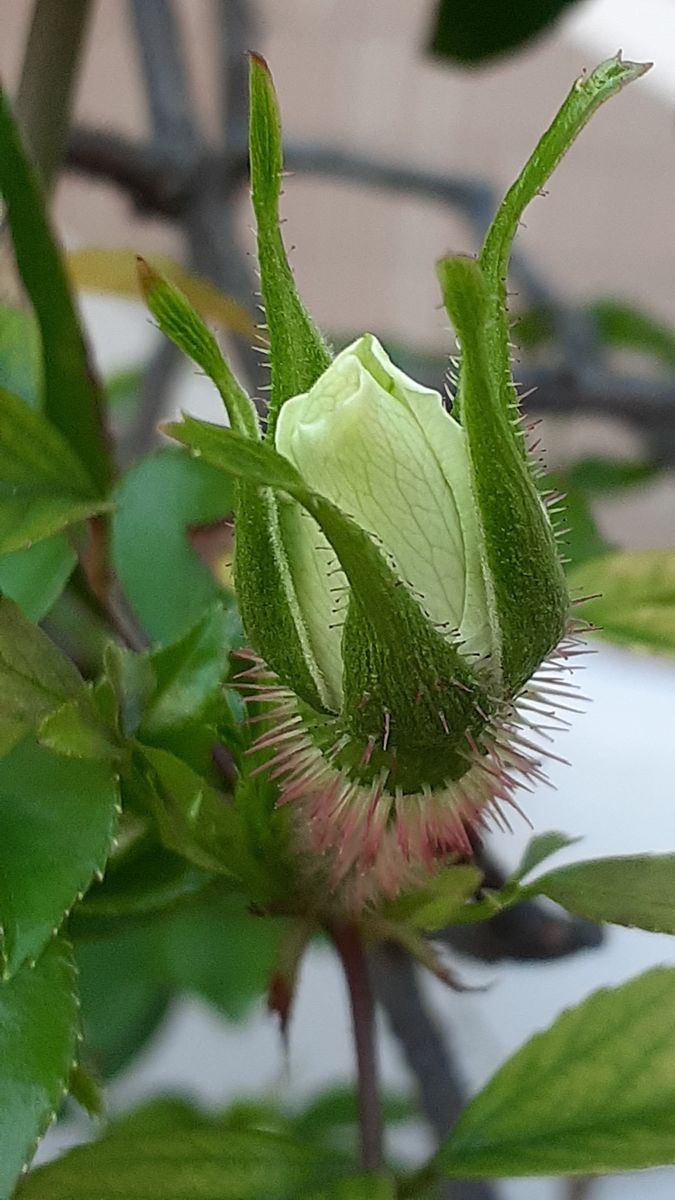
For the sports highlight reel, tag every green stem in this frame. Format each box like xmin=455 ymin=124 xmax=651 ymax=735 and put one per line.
xmin=331 ymin=922 xmax=383 ymax=1173
xmin=16 ymin=0 xmax=93 ymax=192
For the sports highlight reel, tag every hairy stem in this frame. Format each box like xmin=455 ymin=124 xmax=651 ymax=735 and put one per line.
xmin=16 ymin=0 xmax=93 ymax=192
xmin=331 ymin=922 xmax=384 ymax=1173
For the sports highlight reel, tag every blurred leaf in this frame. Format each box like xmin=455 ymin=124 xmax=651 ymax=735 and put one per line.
xmin=0 ymin=739 xmax=119 ymax=976
xmin=18 ymin=1123 xmax=331 ymax=1200
xmin=72 ymin=841 xmax=211 ymax=932
xmin=528 ymin=855 xmax=675 ymax=933
xmin=592 ymin=298 xmax=675 ymax=372
xmin=569 ymin=549 xmax=675 ymax=655
xmin=548 ymin=482 xmax=609 ymax=568
xmin=0 ymin=596 xmax=119 ymax=761
xmin=75 ymin=893 xmax=286 ymax=1078
xmin=294 ymin=1087 xmax=414 ymax=1143
xmin=306 ymin=1177 xmax=395 ymax=1199
xmin=161 ymin=893 xmax=285 ymax=1022
xmin=0 ymin=595 xmax=87 ymax=738
xmin=68 ymin=248 xmax=257 ymax=339
xmin=75 ymin=924 xmax=170 ymax=1079
xmin=437 ymin=968 xmax=675 ymax=1177
xmin=544 ymin=458 xmax=657 ymax=569
xmin=428 ymin=0 xmax=579 ymax=64
xmin=0 ymin=387 xmax=108 ymax=554
xmin=39 ymin=697 xmax=122 ymax=762
xmin=381 ymin=865 xmax=483 ymax=932
xmin=0 ymin=307 xmax=42 ymax=407
xmin=561 ymin=457 xmax=658 ymax=494
xmin=141 ymin=605 xmax=231 ymax=737
xmin=510 ymin=831 xmax=581 ymax=883
xmin=68 ymin=1062 xmax=104 ymax=1120
xmin=0 ymin=90 xmax=112 ymax=492
xmin=111 ymin=448 xmax=235 ymax=644
xmin=0 ymin=534 xmax=76 ymax=621
xmin=105 ymin=366 xmax=142 ymax=412
xmin=0 ymin=938 xmax=79 ymax=1199
xmin=102 ymin=642 xmax=156 ymax=738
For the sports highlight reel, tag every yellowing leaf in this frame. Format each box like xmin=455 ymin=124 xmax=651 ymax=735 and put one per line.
xmin=66 ymin=249 xmax=257 ymax=339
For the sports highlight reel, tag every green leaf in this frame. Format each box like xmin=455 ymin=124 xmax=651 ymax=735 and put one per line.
xmin=72 ymin=839 xmax=210 ymax=933
xmin=528 ymin=855 xmax=675 ymax=933
xmin=510 ymin=831 xmax=581 ymax=884
xmin=569 ymin=550 xmax=675 ymax=656
xmin=437 ymin=967 xmax=675 ymax=1177
xmin=0 ymin=89 xmax=112 ymax=492
xmin=591 ymin=298 xmax=675 ymax=373
xmin=38 ymin=698 xmax=122 ymax=762
xmin=0 ymin=307 xmax=42 ymax=407
xmin=102 ymin=642 xmax=156 ymax=739
xmin=248 ymin=54 xmax=332 ymax=434
xmin=0 ymin=535 xmax=76 ymax=621
xmin=0 ymin=595 xmax=117 ymax=760
xmin=141 ymin=605 xmax=231 ymax=737
xmin=428 ymin=0 xmax=579 ymax=63
xmin=18 ymin=1127 xmax=324 ymax=1199
xmin=437 ymin=255 xmax=567 ymax=690
xmin=0 ymin=739 xmax=119 ymax=976
xmin=560 ymin=457 xmax=659 ymax=494
xmin=294 ymin=1088 xmax=414 ymax=1143
xmin=306 ymin=1176 xmax=395 ymax=1199
xmin=0 ymin=387 xmax=108 ymax=554
xmin=67 ymin=1062 xmax=104 ymax=1120
xmin=160 ymin=893 xmax=285 ymax=1022
xmin=75 ymin=925 xmax=170 ymax=1079
xmin=111 ymin=448 xmax=236 ymax=645
xmin=382 ymin=865 xmax=483 ymax=932
xmin=0 ymin=938 xmax=79 ymax=1199
xmin=543 ymin=478 xmax=609 ymax=569
xmin=0 ymin=595 xmax=87 ymax=737
xmin=74 ymin=893 xmax=284 ymax=1080
xmin=131 ymin=743 xmax=245 ymax=877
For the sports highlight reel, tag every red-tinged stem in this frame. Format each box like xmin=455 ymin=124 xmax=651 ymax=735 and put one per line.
xmin=331 ymin=922 xmax=384 ymax=1173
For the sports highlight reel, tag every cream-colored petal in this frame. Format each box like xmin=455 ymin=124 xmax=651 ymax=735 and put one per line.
xmin=275 ymin=335 xmax=491 ymax=661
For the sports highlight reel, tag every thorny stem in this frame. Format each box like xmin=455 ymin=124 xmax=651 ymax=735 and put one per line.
xmin=331 ymin=922 xmax=384 ymax=1174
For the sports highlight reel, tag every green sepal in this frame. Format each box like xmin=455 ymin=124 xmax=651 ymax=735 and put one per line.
xmin=248 ymin=53 xmax=332 ymax=434
xmin=141 ymin=265 xmax=328 ymax=712
xmin=137 ymin=259 xmax=259 ymax=439
xmin=437 ymin=255 xmax=568 ymax=691
xmin=476 ymin=54 xmax=651 ymax=446
xmin=166 ymin=417 xmax=492 ymax=789
xmin=0 ymin=937 xmax=80 ymax=1197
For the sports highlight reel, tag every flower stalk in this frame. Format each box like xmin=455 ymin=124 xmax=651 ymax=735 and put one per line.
xmin=331 ymin=922 xmax=384 ymax=1173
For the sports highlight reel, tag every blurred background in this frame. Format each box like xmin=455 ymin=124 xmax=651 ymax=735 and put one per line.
xmin=2 ymin=2 xmax=675 ymax=1198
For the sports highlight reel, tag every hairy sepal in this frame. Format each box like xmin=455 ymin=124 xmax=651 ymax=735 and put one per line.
xmin=478 ymin=53 xmax=651 ymax=449
xmin=141 ymin=261 xmax=328 ymax=712
xmin=248 ymin=53 xmax=332 ymax=434
xmin=166 ymin=416 xmax=492 ymax=788
xmin=438 ymin=255 xmax=567 ymax=692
